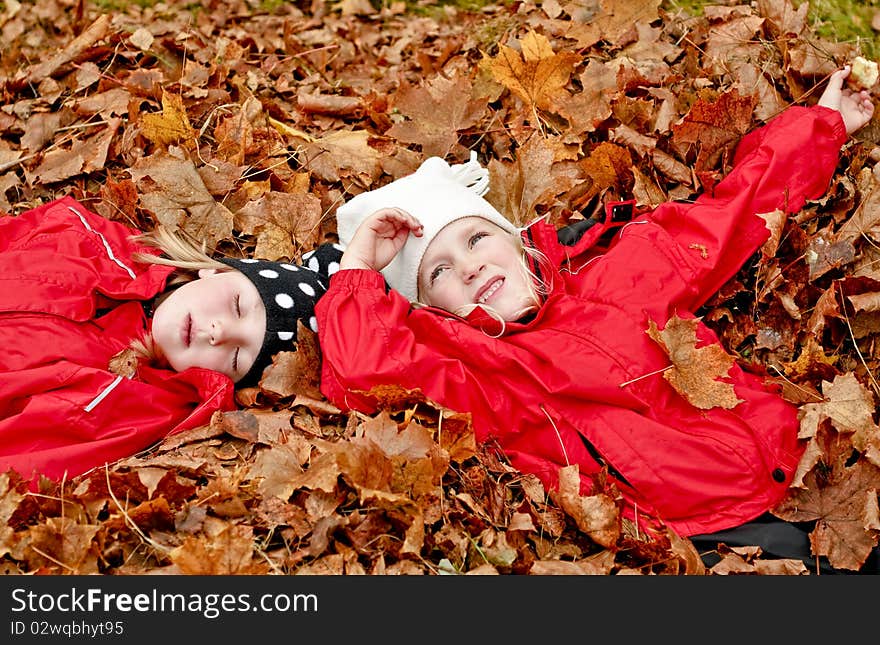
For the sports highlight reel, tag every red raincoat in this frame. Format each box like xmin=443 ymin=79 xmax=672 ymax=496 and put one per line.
xmin=0 ymin=196 xmax=236 ymax=487
xmin=317 ymin=106 xmax=848 ymax=536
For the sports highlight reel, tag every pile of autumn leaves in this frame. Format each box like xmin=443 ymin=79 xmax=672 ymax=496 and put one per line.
xmin=1 ymin=0 xmax=880 ymax=574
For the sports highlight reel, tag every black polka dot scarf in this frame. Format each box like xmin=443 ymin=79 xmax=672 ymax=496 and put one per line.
xmin=220 ymin=243 xmax=343 ymax=386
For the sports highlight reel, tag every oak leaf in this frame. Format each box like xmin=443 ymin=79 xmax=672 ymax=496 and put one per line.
xmin=646 ymin=314 xmax=744 ymax=410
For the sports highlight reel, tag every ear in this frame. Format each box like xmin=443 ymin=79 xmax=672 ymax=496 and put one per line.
xmin=197 ymin=268 xmax=219 ymax=279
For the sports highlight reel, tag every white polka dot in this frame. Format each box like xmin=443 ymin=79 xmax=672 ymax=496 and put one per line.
xmin=302 ymin=251 xmax=314 ymax=260
xmin=308 ymin=257 xmax=319 ymax=272
xmin=309 ymin=316 xmax=318 ymax=332
xmin=280 ymin=263 xmax=298 ymax=271
xmin=298 ymin=282 xmax=316 ymax=297
xmin=275 ymin=293 xmax=294 ymax=308
xmin=259 ymin=269 xmax=279 ymax=279
xmin=277 ymin=331 xmax=294 ymax=341
xmin=327 ymin=261 xmax=340 ymax=275
xmin=240 ymin=258 xmax=259 ymax=263
xmin=332 ymin=243 xmax=345 ymax=252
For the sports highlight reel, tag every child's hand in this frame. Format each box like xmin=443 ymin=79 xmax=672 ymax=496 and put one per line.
xmin=339 ymin=207 xmax=423 ymax=272
xmin=817 ymin=66 xmax=875 ymax=134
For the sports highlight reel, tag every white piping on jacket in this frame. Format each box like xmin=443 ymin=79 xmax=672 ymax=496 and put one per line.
xmin=84 ymin=375 xmax=125 ymax=412
xmin=67 ymin=205 xmax=136 ymax=279
xmin=67 ymin=204 xmax=136 ymax=412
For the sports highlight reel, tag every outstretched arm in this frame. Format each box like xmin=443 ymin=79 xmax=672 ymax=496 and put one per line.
xmin=339 ymin=207 xmax=423 ymax=272
xmin=817 ymin=66 xmax=875 ymax=134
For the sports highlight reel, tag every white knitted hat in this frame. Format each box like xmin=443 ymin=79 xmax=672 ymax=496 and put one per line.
xmin=335 ymin=152 xmax=519 ymax=303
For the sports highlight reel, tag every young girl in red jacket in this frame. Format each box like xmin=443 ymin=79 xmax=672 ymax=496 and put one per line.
xmin=0 ymin=200 xmax=336 ymax=487
xmin=316 ymin=67 xmax=877 ymax=572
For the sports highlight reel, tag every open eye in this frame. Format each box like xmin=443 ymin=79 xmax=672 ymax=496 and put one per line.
xmin=469 ymin=232 xmax=488 ymax=248
xmin=429 ymin=265 xmax=448 ymax=285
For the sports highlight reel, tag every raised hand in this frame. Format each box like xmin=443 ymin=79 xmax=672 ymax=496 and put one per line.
xmin=339 ymin=207 xmax=424 ymax=272
xmin=817 ymin=66 xmax=875 ymax=134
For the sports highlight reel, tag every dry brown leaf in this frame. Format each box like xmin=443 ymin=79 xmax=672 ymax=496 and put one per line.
xmin=646 ymin=314 xmax=744 ymax=410
xmin=386 ymin=74 xmax=487 ymax=158
xmin=671 ymin=89 xmax=756 ymax=173
xmin=233 ymin=192 xmax=324 ymax=258
xmin=129 ymin=150 xmax=234 ymax=251
xmin=551 ymin=465 xmax=620 ymax=548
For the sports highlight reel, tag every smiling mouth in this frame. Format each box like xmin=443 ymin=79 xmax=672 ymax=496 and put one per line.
xmin=476 ymin=278 xmax=504 ymax=304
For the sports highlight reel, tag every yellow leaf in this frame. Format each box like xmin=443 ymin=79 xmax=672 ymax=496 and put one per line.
xmin=141 ymin=90 xmax=196 ymax=148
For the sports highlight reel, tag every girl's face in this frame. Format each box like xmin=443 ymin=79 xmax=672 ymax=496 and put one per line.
xmin=151 ymin=269 xmax=266 ymax=382
xmin=418 ymin=216 xmax=536 ymax=322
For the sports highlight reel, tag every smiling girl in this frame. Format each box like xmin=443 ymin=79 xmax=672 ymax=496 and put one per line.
xmin=318 ymin=67 xmax=877 ymax=571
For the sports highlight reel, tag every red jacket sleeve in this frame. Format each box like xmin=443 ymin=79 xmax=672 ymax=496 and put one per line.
xmin=647 ymin=105 xmax=847 ymax=309
xmin=573 ymin=106 xmax=847 ymax=318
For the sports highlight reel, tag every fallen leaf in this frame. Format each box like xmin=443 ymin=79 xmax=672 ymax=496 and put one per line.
xmin=646 ymin=314 xmax=744 ymax=410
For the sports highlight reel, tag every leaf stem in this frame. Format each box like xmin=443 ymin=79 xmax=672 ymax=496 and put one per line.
xmin=619 ymin=364 xmax=673 ymax=387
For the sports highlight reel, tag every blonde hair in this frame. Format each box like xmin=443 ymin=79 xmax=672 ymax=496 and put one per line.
xmin=128 ymin=227 xmax=236 ymax=364
xmin=414 ymin=229 xmax=552 ymax=335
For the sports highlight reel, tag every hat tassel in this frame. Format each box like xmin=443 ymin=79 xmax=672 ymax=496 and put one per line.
xmin=449 ymin=150 xmax=490 ymax=196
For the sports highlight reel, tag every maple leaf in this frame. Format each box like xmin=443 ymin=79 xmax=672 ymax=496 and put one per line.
xmin=775 ymin=423 xmax=880 ymax=570
xmin=129 ymin=149 xmax=234 ymax=251
xmin=298 ymin=129 xmax=382 ymax=185
xmin=577 ymin=141 xmax=633 ymax=206
xmin=797 ymin=373 xmax=880 ymax=454
xmin=233 ymin=192 xmax=324 ymax=258
xmin=646 ymin=314 xmax=744 ymax=410
xmin=385 ymin=74 xmax=488 ymax=158
xmin=557 ymin=59 xmax=618 ymax=134
xmin=247 ymin=442 xmax=309 ymax=501
xmin=140 ymin=90 xmax=197 ymax=149
xmin=483 ymin=30 xmax=580 ymax=114
xmin=704 ymin=15 xmax=765 ymax=75
xmin=670 ymin=89 xmax=757 ymax=173
xmin=170 ymin=523 xmax=268 ymax=574
xmin=486 ymin=134 xmax=579 ymax=225
xmin=25 ymin=517 xmax=100 ymax=573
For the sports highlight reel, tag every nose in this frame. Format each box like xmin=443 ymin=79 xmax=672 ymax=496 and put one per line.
xmin=459 ymin=259 xmax=484 ymax=283
xmin=208 ymin=320 xmax=224 ymax=345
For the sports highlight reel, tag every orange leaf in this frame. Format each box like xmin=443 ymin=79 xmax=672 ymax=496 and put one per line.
xmin=483 ymin=30 xmax=579 ymax=113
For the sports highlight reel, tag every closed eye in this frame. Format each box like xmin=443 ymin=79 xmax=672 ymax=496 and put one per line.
xmin=232 ymin=348 xmax=239 ymax=374
xmin=234 ymin=293 xmax=241 ymax=317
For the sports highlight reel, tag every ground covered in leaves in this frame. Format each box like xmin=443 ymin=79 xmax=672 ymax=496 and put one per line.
xmin=1 ymin=0 xmax=880 ymax=575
